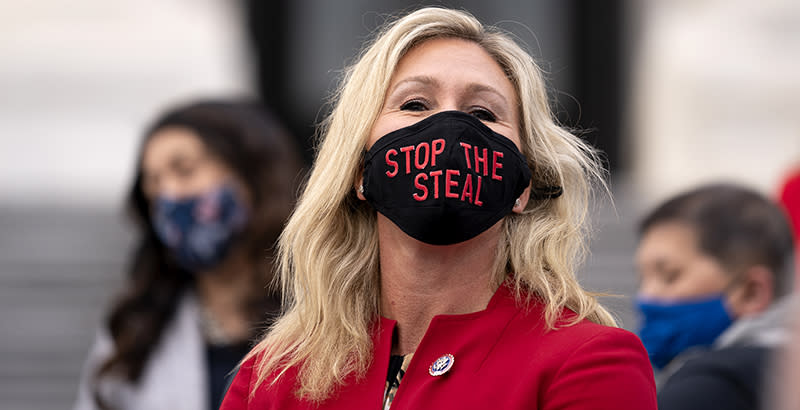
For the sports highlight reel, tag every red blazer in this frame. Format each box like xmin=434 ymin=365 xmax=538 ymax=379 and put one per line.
xmin=222 ymin=284 xmax=657 ymax=409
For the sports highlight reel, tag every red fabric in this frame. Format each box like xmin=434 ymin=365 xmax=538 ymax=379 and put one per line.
xmin=221 ymin=284 xmax=657 ymax=409
xmin=778 ymin=168 xmax=800 ymax=279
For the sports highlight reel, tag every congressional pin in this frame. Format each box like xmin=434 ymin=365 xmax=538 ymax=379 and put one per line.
xmin=428 ymin=354 xmax=455 ymax=377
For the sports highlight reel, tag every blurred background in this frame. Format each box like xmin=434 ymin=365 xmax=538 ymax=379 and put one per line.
xmin=0 ymin=0 xmax=797 ymax=408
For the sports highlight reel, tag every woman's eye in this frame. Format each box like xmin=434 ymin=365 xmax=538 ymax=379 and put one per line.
xmin=400 ymin=100 xmax=428 ymax=111
xmin=470 ymin=108 xmax=496 ymax=122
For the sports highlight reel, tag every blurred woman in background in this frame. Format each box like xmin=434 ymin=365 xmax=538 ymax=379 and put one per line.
xmin=74 ymin=100 xmax=303 ymax=410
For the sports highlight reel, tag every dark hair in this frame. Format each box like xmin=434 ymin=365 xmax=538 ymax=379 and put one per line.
xmin=639 ymin=183 xmax=795 ymax=297
xmin=93 ymin=100 xmax=303 ymax=404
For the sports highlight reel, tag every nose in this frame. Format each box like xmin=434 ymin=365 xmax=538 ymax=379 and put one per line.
xmin=636 ymin=277 xmax=663 ymax=300
xmin=435 ymin=96 xmax=462 ymax=114
xmin=155 ymin=177 xmax=194 ymax=200
xmin=636 ymin=270 xmax=663 ymax=298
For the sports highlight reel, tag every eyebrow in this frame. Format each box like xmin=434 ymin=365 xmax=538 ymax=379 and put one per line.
xmin=464 ymin=83 xmax=509 ymax=106
xmin=388 ymin=75 xmax=509 ymax=106
xmin=388 ymin=75 xmax=437 ymax=96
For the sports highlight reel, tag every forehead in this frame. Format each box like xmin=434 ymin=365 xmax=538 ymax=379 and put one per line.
xmin=637 ymin=222 xmax=698 ymax=256
xmin=389 ymin=37 xmax=516 ymax=99
xmin=636 ymin=222 xmax=700 ymax=265
xmin=142 ymin=127 xmax=206 ymax=168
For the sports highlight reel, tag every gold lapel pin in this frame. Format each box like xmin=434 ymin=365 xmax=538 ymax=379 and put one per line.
xmin=429 ymin=354 xmax=455 ymax=377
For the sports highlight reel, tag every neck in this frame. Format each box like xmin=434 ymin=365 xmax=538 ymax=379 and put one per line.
xmin=194 ymin=248 xmax=254 ymax=343
xmin=377 ymin=214 xmax=501 ymax=355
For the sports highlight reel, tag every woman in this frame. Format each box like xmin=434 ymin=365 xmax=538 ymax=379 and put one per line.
xmin=635 ymin=183 xmax=795 ymax=409
xmin=74 ymin=100 xmax=303 ymax=410
xmin=222 ymin=7 xmax=656 ymax=409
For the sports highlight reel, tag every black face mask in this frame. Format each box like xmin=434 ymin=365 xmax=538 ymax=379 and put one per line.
xmin=362 ymin=110 xmax=534 ymax=245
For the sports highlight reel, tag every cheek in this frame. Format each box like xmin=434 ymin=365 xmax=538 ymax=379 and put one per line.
xmin=486 ymin=123 xmax=523 ymax=150
xmin=507 ymin=131 xmax=523 ymax=152
xmin=141 ymin=178 xmax=157 ymax=200
xmin=671 ymin=266 xmax=730 ymax=299
xmin=231 ymin=180 xmax=253 ymax=210
xmin=368 ymin=114 xmax=421 ymax=149
xmin=179 ymin=166 xmax=234 ymax=198
xmin=368 ymin=116 xmax=393 ymax=149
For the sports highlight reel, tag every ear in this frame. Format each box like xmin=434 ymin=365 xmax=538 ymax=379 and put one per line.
xmin=726 ymin=265 xmax=775 ymax=318
xmin=355 ymin=175 xmax=366 ymax=201
xmin=512 ymin=184 xmax=531 ymax=214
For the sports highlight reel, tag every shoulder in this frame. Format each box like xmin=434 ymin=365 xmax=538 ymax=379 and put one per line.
xmin=220 ymin=353 xmax=257 ymax=410
xmin=220 ymin=350 xmax=303 ymax=410
xmin=527 ymin=309 xmax=652 ymax=375
xmin=658 ymin=346 xmax=770 ymax=410
xmin=476 ymin=290 xmax=659 ymax=409
xmin=503 ymin=303 xmax=657 ymax=409
xmin=484 ymin=289 xmax=652 ymax=364
xmin=74 ymin=327 xmax=115 ymax=410
xmin=505 ymin=300 xmax=646 ymax=356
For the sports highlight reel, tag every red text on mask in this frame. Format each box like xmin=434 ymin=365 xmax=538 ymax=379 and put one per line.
xmin=383 ymin=138 xmax=505 ymax=205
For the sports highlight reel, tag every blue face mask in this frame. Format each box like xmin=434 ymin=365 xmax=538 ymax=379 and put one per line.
xmin=152 ymin=184 xmax=249 ymax=272
xmin=636 ymin=294 xmax=733 ymax=369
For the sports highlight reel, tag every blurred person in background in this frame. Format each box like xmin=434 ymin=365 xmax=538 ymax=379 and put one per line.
xmin=221 ymin=7 xmax=656 ymax=410
xmin=635 ymin=183 xmax=796 ymax=409
xmin=73 ymin=100 xmax=303 ymax=410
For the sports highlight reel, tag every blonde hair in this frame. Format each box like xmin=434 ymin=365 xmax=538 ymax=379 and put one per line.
xmin=248 ymin=7 xmax=616 ymax=402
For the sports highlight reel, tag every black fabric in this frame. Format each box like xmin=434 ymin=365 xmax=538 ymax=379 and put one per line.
xmin=386 ymin=354 xmax=406 ymax=387
xmin=207 ymin=341 xmax=251 ymax=410
xmin=658 ymin=346 xmax=771 ymax=410
xmin=362 ymin=111 xmax=534 ymax=245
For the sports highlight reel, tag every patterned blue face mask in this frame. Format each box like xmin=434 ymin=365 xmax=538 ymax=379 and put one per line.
xmin=636 ymin=294 xmax=734 ymax=370
xmin=152 ymin=184 xmax=249 ymax=272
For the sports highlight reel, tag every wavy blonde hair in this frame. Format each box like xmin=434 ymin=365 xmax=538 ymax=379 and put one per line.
xmin=247 ymin=7 xmax=616 ymax=402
